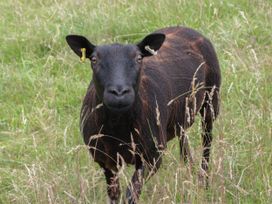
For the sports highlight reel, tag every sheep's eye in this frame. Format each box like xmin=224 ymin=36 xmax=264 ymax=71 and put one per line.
xmin=91 ymin=56 xmax=97 ymax=64
xmin=136 ymin=55 xmax=142 ymax=63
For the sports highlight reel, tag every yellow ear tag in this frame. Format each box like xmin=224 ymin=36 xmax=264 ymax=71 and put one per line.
xmin=80 ymin=48 xmax=86 ymax=62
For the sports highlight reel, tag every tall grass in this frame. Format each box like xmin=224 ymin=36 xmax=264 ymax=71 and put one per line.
xmin=1 ymin=0 xmax=271 ymax=203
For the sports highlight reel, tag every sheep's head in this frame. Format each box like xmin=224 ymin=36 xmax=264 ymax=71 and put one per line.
xmin=66 ymin=33 xmax=165 ymax=112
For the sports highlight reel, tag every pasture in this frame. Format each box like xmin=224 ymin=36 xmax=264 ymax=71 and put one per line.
xmin=0 ymin=0 xmax=271 ymax=203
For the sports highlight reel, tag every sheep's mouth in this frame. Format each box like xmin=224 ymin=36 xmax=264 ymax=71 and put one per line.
xmin=103 ymin=90 xmax=135 ymax=113
xmin=105 ymin=103 xmax=132 ymax=113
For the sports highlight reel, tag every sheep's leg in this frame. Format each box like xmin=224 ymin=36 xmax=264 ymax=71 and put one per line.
xmin=125 ymin=165 xmax=145 ymax=204
xmin=179 ymin=130 xmax=194 ymax=165
xmin=201 ymin=112 xmax=213 ymax=172
xmin=125 ymin=155 xmax=162 ymax=204
xmin=100 ymin=164 xmax=120 ymax=204
xmin=199 ymin=109 xmax=213 ymax=187
xmin=199 ymin=90 xmax=219 ymax=186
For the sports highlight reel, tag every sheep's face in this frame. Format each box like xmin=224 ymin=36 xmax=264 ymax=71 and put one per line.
xmin=66 ymin=33 xmax=165 ymax=113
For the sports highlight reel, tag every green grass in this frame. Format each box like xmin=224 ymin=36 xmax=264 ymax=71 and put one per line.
xmin=1 ymin=0 xmax=272 ymax=203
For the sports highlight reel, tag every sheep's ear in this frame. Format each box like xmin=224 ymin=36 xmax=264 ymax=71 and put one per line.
xmin=66 ymin=35 xmax=95 ymax=59
xmin=137 ymin=33 xmax=165 ymax=57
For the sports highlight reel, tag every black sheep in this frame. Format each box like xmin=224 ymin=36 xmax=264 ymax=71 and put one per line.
xmin=66 ymin=26 xmax=221 ymax=203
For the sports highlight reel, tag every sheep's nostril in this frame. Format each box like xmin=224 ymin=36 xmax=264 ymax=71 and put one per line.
xmin=108 ymin=88 xmax=119 ymax=96
xmin=120 ymin=88 xmax=130 ymax=95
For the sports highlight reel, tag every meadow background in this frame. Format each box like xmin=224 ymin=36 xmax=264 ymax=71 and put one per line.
xmin=0 ymin=0 xmax=271 ymax=203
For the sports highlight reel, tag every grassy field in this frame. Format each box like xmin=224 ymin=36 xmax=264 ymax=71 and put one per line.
xmin=1 ymin=0 xmax=272 ymax=203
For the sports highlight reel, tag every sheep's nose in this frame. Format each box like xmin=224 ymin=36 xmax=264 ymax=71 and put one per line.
xmin=107 ymin=86 xmax=131 ymax=97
